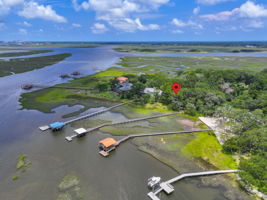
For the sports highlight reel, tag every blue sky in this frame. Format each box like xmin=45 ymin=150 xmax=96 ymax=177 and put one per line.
xmin=0 ymin=0 xmax=267 ymax=41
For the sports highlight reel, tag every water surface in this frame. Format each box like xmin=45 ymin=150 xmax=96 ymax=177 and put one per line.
xmin=0 ymin=45 xmax=251 ymax=200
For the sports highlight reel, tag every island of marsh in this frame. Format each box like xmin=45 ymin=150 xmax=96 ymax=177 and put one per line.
xmin=115 ymin=43 xmax=267 ymax=53
xmin=118 ymin=56 xmax=267 ymax=71
xmin=8 ymin=42 xmax=100 ymax=48
xmin=0 ymin=53 xmax=71 ymax=77
xmin=0 ymin=49 xmax=52 ymax=57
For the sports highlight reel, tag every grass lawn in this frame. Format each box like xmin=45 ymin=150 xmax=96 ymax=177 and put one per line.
xmin=182 ymin=131 xmax=237 ymax=169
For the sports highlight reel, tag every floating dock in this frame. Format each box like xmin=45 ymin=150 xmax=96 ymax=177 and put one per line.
xmin=65 ymin=112 xmax=180 ymax=141
xmin=147 ymin=170 xmax=240 ymax=200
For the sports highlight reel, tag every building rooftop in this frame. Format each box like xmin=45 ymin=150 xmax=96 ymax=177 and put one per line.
xmin=74 ymin=128 xmax=87 ymax=135
xmin=144 ymin=88 xmax=163 ymax=96
xmin=116 ymin=77 xmax=128 ymax=83
xmin=49 ymin=122 xmax=65 ymax=129
xmin=99 ymin=137 xmax=117 ymax=148
xmin=118 ymin=82 xmax=133 ymax=91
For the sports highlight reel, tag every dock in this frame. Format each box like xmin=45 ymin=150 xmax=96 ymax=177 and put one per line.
xmin=147 ymin=170 xmax=240 ymax=200
xmin=65 ymin=112 xmax=180 ymax=141
xmin=116 ymin=129 xmax=211 ymax=145
xmin=98 ymin=129 xmax=211 ymax=156
xmin=39 ymin=102 xmax=128 ymax=131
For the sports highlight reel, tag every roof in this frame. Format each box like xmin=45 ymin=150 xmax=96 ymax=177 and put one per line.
xmin=118 ymin=82 xmax=133 ymax=91
xmin=49 ymin=122 xmax=65 ymax=129
xmin=74 ymin=128 xmax=87 ymax=134
xmin=99 ymin=137 xmax=117 ymax=148
xmin=144 ymin=88 xmax=163 ymax=96
xmin=116 ymin=77 xmax=128 ymax=83
xmin=144 ymin=88 xmax=156 ymax=93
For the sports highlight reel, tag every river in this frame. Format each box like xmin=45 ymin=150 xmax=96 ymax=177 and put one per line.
xmin=0 ymin=45 xmax=253 ymax=200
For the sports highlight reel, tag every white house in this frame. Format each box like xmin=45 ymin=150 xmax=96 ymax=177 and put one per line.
xmin=144 ymin=88 xmax=163 ymax=96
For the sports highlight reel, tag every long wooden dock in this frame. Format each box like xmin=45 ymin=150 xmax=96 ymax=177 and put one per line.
xmin=64 ymin=102 xmax=128 ymax=124
xmin=65 ymin=112 xmax=180 ymax=141
xmin=148 ymin=170 xmax=240 ymax=200
xmin=39 ymin=102 xmax=128 ymax=131
xmin=116 ymin=129 xmax=211 ymax=145
xmin=97 ymin=129 xmax=211 ymax=157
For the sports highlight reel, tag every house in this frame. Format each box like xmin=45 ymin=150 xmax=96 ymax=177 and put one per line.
xmin=98 ymin=137 xmax=117 ymax=152
xmin=144 ymin=88 xmax=163 ymax=96
xmin=116 ymin=82 xmax=133 ymax=91
xmin=137 ymin=72 xmax=146 ymax=76
xmin=49 ymin=122 xmax=65 ymax=131
xmin=116 ymin=76 xmax=128 ymax=84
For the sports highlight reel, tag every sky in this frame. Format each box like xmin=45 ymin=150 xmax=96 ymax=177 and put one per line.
xmin=0 ymin=0 xmax=267 ymax=41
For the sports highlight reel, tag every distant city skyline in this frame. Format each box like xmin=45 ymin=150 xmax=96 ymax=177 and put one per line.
xmin=0 ymin=0 xmax=267 ymax=41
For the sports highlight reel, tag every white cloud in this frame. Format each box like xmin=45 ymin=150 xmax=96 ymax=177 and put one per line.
xmin=197 ymin=0 xmax=231 ymax=5
xmin=91 ymin=23 xmax=108 ymax=33
xmin=193 ymin=7 xmax=200 ymax=15
xmin=171 ymin=18 xmax=187 ymax=27
xmin=72 ymin=23 xmax=81 ymax=27
xmin=72 ymin=0 xmax=90 ymax=11
xmin=172 ymin=29 xmax=183 ymax=34
xmin=39 ymin=28 xmax=43 ymax=32
xmin=19 ymin=28 xmax=27 ymax=34
xmin=201 ymin=1 xmax=267 ymax=21
xmin=246 ymin=20 xmax=264 ymax=28
xmin=171 ymin=18 xmax=203 ymax=29
xmin=18 ymin=21 xmax=32 ymax=26
xmin=109 ymin=18 xmax=159 ymax=32
xmin=19 ymin=1 xmax=67 ymax=23
xmin=72 ymin=0 xmax=165 ymax=32
xmin=201 ymin=9 xmax=238 ymax=21
xmin=136 ymin=0 xmax=169 ymax=9
xmin=0 ymin=0 xmax=24 ymax=15
xmin=239 ymin=1 xmax=267 ymax=18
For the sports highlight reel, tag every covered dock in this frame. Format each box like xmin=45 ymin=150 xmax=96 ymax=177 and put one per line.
xmin=98 ymin=129 xmax=211 ymax=157
xmin=147 ymin=170 xmax=240 ymax=200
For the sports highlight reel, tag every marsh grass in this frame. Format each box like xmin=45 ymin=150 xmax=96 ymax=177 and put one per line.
xmin=0 ymin=49 xmax=52 ymax=57
xmin=0 ymin=53 xmax=71 ymax=77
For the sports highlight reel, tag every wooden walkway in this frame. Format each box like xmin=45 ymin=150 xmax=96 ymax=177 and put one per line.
xmin=39 ymin=102 xmax=128 ymax=131
xmin=148 ymin=170 xmax=240 ymax=200
xmin=64 ymin=102 xmax=128 ymax=124
xmin=96 ymin=129 xmax=211 ymax=157
xmin=65 ymin=112 xmax=179 ymax=141
xmin=116 ymin=129 xmax=211 ymax=145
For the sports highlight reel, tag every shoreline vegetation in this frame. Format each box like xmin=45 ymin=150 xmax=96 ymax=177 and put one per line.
xmin=19 ymin=54 xmax=266 ymax=199
xmin=0 ymin=49 xmax=52 ymax=57
xmin=0 ymin=43 xmax=99 ymax=48
xmin=114 ymin=44 xmax=267 ymax=53
xmin=0 ymin=53 xmax=71 ymax=77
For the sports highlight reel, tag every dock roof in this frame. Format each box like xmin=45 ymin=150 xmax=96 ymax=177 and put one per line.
xmin=49 ymin=122 xmax=65 ymax=129
xmin=99 ymin=137 xmax=117 ymax=148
